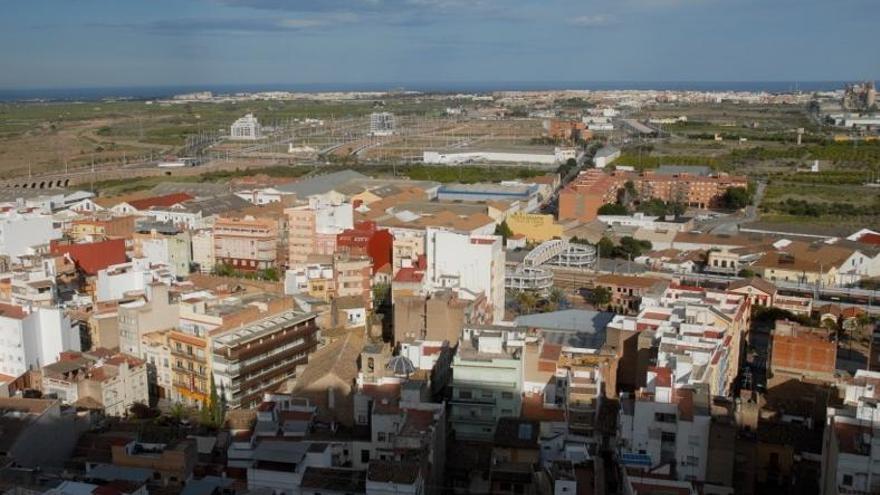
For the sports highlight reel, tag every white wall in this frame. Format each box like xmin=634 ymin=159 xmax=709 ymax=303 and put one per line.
xmin=0 ymin=213 xmax=62 ymax=262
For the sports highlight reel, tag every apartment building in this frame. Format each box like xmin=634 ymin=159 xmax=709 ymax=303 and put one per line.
xmin=213 ymin=215 xmax=279 ymax=272
xmin=336 ymin=220 xmax=394 ymax=273
xmin=284 ymin=254 xmax=373 ymax=308
xmin=110 ymin=439 xmax=197 ymax=486
xmin=41 ymin=350 xmax=149 ymax=416
xmin=558 ymin=169 xmax=748 ymax=222
xmin=618 ymin=373 xmax=713 ymax=483
xmin=191 ymin=229 xmax=215 ymax=274
xmin=425 ymin=228 xmax=506 ymax=322
xmin=141 ymin=330 xmax=173 ymax=400
xmin=68 ymin=215 xmax=135 ymax=243
xmin=393 ymin=289 xmax=490 ymax=345
xmin=391 ymin=228 xmax=426 ymax=275
xmin=451 ymin=327 xmax=523 ymax=441
xmin=118 ymin=283 xmax=178 ymax=358
xmin=286 ymin=200 xmax=353 ymax=265
xmin=211 ymin=303 xmax=319 ymax=409
xmin=0 ymin=303 xmax=80 ymax=377
xmin=132 ymin=223 xmax=192 ymax=278
xmin=821 ymin=370 xmax=880 ymax=495
xmin=95 ymin=258 xmax=174 ymax=303
xmin=0 ymin=209 xmax=63 ymax=262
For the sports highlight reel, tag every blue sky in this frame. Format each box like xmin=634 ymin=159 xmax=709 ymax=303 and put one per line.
xmin=1 ymin=0 xmax=877 ymax=88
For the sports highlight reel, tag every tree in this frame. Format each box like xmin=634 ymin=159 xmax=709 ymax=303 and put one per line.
xmin=169 ymin=402 xmax=190 ymax=423
xmin=597 ymin=237 xmax=615 ymax=258
xmin=721 ymin=187 xmax=751 ymax=210
xmin=546 ymin=287 xmax=569 ymax=312
xmin=200 ymin=374 xmax=224 ymax=430
xmin=129 ymin=402 xmax=158 ymax=420
xmin=598 ymin=203 xmax=628 ymax=215
xmin=515 ymin=291 xmax=539 ymax=314
xmin=614 ymin=236 xmax=652 ymax=259
xmin=737 ymin=268 xmax=756 ymax=278
xmin=588 ymin=287 xmax=612 ymax=308
xmin=494 ymin=220 xmax=514 ymax=243
xmin=372 ymin=282 xmax=391 ymax=310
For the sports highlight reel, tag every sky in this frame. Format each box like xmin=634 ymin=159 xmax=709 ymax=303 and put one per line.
xmin=1 ymin=0 xmax=878 ymax=89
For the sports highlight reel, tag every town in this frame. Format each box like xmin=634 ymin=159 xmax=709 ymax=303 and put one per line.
xmin=0 ymin=78 xmax=877 ymax=495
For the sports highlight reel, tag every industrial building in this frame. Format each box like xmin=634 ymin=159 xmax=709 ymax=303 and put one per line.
xmin=423 ymin=146 xmax=575 ymax=166
xmin=230 ymin=113 xmax=262 ymax=141
xmin=369 ymin=112 xmax=396 ymax=136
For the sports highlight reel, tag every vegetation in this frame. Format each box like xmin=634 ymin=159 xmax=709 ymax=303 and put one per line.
xmin=635 ymin=198 xmax=685 ymax=217
xmin=212 ymin=263 xmax=280 ymax=281
xmin=494 ymin=220 xmax=514 ymax=244
xmin=557 ymin=157 xmax=579 ymax=176
xmin=372 ymin=282 xmax=391 ymax=311
xmin=720 ymin=187 xmax=751 ymax=210
xmin=597 ymin=203 xmax=628 ymax=215
xmin=587 ymin=286 xmax=612 ymax=308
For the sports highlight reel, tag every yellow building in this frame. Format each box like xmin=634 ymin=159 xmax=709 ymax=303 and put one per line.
xmin=506 ymin=212 xmax=563 ymax=243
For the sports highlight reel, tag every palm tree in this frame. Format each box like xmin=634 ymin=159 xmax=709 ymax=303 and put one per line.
xmin=547 ymin=287 xmax=569 ymax=312
xmin=516 ymin=291 xmax=539 ymax=314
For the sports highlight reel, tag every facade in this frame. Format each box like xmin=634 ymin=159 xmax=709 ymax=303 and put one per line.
xmin=286 ymin=200 xmax=354 ymax=265
xmin=95 ymin=258 xmax=174 ymax=303
xmin=191 ymin=229 xmax=215 ymax=273
xmin=212 ymin=306 xmax=319 ymax=409
xmin=594 ymin=274 xmax=668 ymax=313
xmin=0 ymin=304 xmax=80 ymax=377
xmin=230 ymin=113 xmax=262 ymax=140
xmin=618 ymin=375 xmax=713 ymax=483
xmin=425 ymin=228 xmax=506 ymax=322
xmin=0 ymin=209 xmax=62 ymax=262
xmin=370 ymin=112 xmax=396 ymax=136
xmin=336 ymin=220 xmax=394 ymax=273
xmin=213 ymin=215 xmax=279 ymax=272
xmin=285 ymin=254 xmax=373 ymax=308
xmin=821 ymin=370 xmax=880 ymax=495
xmin=451 ymin=327 xmax=523 ymax=441
xmin=593 ymin=146 xmax=621 ymax=169
xmin=41 ymin=350 xmax=149 ymax=416
xmin=505 ymin=212 xmax=563 ymax=243
xmin=132 ymin=225 xmax=192 ymax=278
xmin=393 ymin=290 xmax=490 ymax=345
xmin=559 ymin=169 xmax=749 ymax=222
xmin=118 ymin=283 xmax=178 ymax=357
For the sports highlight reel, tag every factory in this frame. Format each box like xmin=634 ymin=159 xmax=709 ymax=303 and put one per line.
xmin=229 ymin=113 xmax=262 ymax=140
xmin=436 ymin=182 xmax=541 ymax=211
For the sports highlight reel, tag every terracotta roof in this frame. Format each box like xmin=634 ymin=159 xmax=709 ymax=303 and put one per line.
xmin=127 ymin=193 xmax=193 ymax=211
xmin=393 ymin=267 xmax=424 ymax=283
xmin=857 ymin=232 xmax=880 ymax=245
xmin=290 ymin=329 xmax=366 ymax=393
xmin=51 ymin=239 xmax=127 ymax=276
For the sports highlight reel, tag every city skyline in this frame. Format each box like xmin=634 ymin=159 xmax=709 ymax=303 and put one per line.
xmin=2 ymin=0 xmax=878 ymax=89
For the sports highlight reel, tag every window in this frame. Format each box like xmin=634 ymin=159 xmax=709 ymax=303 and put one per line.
xmin=459 ymin=390 xmax=472 ymax=399
xmin=501 ymin=391 xmax=513 ymax=399
xmin=378 ymin=432 xmax=386 ymax=442
xmin=842 ymin=474 xmax=853 ymax=487
xmin=655 ymin=412 xmax=676 ymax=423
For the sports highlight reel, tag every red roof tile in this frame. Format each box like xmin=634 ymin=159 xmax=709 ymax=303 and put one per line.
xmin=0 ymin=303 xmax=27 ymax=320
xmin=51 ymin=239 xmax=127 ymax=276
xmin=857 ymin=232 xmax=880 ymax=245
xmin=393 ymin=267 xmax=424 ymax=283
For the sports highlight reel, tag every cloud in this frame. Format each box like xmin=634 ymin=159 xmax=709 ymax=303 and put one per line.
xmin=216 ymin=0 xmax=485 ymax=13
xmin=568 ymin=14 xmax=616 ymax=27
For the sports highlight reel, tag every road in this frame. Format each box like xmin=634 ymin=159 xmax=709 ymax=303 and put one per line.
xmin=703 ymin=180 xmax=766 ymax=235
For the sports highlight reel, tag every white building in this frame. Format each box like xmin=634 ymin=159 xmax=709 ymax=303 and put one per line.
xmin=821 ymin=369 xmax=880 ymax=495
xmin=425 ymin=228 xmax=506 ymax=322
xmin=230 ymin=113 xmax=262 ymax=140
xmin=0 ymin=209 xmax=62 ymax=262
xmin=0 ymin=304 xmax=80 ymax=377
xmin=96 ymin=258 xmax=174 ymax=303
xmin=423 ymin=147 xmax=574 ymax=166
xmin=370 ymin=112 xmax=396 ymax=136
xmin=191 ymin=230 xmax=215 ymax=273
xmin=618 ymin=375 xmax=712 ymax=483
xmin=593 ymin=146 xmax=621 ymax=169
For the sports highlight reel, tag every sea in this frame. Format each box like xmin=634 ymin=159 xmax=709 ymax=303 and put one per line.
xmin=0 ymin=81 xmax=852 ymax=102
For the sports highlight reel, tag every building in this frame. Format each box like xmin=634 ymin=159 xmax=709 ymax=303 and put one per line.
xmin=729 ymin=277 xmax=778 ymax=308
xmin=559 ymin=169 xmax=749 ymax=222
xmin=450 ymin=326 xmax=523 ymax=441
xmin=821 ymin=369 xmax=880 ymax=495
xmin=118 ymin=283 xmax=178 ymax=357
xmin=618 ymin=376 xmax=713 ymax=483
xmin=436 ymin=183 xmax=540 ymax=211
xmin=425 ymin=228 xmax=506 ymax=322
xmin=96 ymin=258 xmax=174 ymax=303
xmin=69 ymin=215 xmax=136 ymax=243
xmin=41 ymin=350 xmax=149 ymax=416
xmin=110 ymin=439 xmax=197 ymax=486
xmin=0 ymin=209 xmax=62 ymax=262
xmin=769 ymin=319 xmax=836 ymax=385
xmin=393 ymin=289 xmax=490 ymax=345
xmin=593 ymin=146 xmax=621 ymax=168
xmin=544 ymin=119 xmax=591 ymax=142
xmin=336 ymin=220 xmax=393 ymax=273
xmin=132 ymin=223 xmax=192 ymax=278
xmin=191 ymin=229 xmax=215 ymax=273
xmin=230 ymin=113 xmax=262 ymax=140
xmin=504 ymin=212 xmax=563 ymax=243
xmin=0 ymin=397 xmax=82 ymax=469
xmin=212 ymin=303 xmax=319 ymax=409
xmin=285 ymin=254 xmax=373 ymax=309
xmin=0 ymin=304 xmax=80 ymax=377
xmin=423 ymin=147 xmax=573 ymax=166
xmin=286 ymin=200 xmax=354 ymax=265
xmin=213 ymin=215 xmax=280 ymax=272
xmin=593 ymin=274 xmax=669 ymax=313
xmin=370 ymin=112 xmax=396 ymax=136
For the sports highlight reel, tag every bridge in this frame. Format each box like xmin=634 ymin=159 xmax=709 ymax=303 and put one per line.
xmin=506 ymin=239 xmax=598 ymax=292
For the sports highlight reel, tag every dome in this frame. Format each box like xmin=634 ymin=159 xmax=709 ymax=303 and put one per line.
xmin=385 ymin=355 xmax=416 ymax=376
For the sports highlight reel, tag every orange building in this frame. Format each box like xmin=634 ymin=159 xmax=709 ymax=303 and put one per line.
xmin=544 ymin=119 xmax=592 ymax=142
xmin=558 ymin=169 xmax=748 ymax=222
xmin=213 ymin=215 xmax=279 ymax=272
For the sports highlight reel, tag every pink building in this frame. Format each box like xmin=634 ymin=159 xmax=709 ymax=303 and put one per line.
xmin=286 ymin=201 xmax=354 ymax=265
